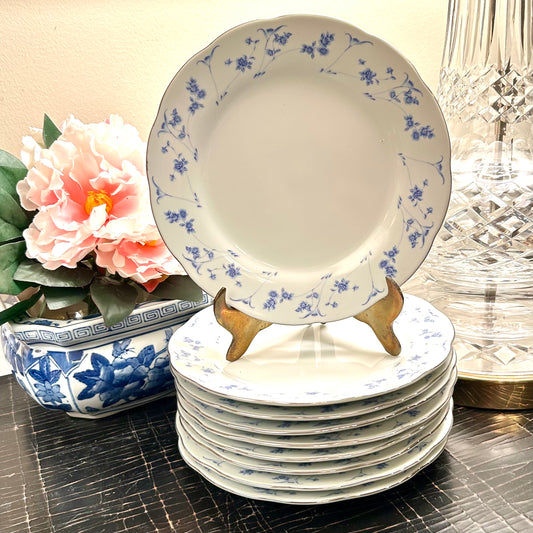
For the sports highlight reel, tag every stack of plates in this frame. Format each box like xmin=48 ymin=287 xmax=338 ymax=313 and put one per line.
xmin=169 ymin=294 xmax=456 ymax=504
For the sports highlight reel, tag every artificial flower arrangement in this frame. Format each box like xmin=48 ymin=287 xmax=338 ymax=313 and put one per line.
xmin=0 ymin=114 xmax=201 ymax=327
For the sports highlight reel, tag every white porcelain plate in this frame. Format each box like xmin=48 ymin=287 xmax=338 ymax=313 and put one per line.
xmin=176 ymin=401 xmax=449 ymax=474
xmin=178 ymin=406 xmax=452 ymax=491
xmin=169 ymin=294 xmax=455 ymax=406
xmin=176 ymin=375 xmax=455 ymax=449
xmin=178 ymin=408 xmax=451 ymax=504
xmin=177 ymin=356 xmax=456 ymax=435
xmin=175 ymin=349 xmax=453 ymax=421
xmin=147 ymin=14 xmax=451 ymax=324
xmin=177 ymin=398 xmax=452 ymax=463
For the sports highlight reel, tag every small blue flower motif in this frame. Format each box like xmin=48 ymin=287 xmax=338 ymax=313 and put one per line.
xmin=274 ymin=31 xmax=292 ymax=45
xmin=412 ymin=130 xmax=420 ymax=141
xmin=245 ymin=37 xmax=253 ymax=45
xmin=334 ymin=278 xmax=349 ymax=293
xmin=188 ymin=98 xmax=204 ymax=115
xmin=263 ymin=297 xmax=276 ymax=310
xmin=280 ymin=289 xmax=293 ymax=301
xmin=224 ymin=263 xmax=241 ymax=278
xmin=404 ymin=115 xmax=416 ymax=130
xmin=386 ymin=66 xmax=396 ymax=79
xmin=186 ymin=78 xmax=200 ymax=93
xmin=404 ymin=88 xmax=419 ymax=105
xmin=296 ymin=301 xmax=312 ymax=313
xmin=408 ymin=185 xmax=424 ymax=204
xmin=169 ymin=108 xmax=182 ymax=126
xmin=360 ymin=68 xmax=378 ymax=85
xmin=173 ymin=155 xmax=188 ymax=176
xmin=320 ymin=31 xmax=335 ymax=47
xmin=358 ymin=58 xmax=366 ymax=65
xmin=420 ymin=125 xmax=434 ymax=139
xmin=165 ymin=209 xmax=195 ymax=233
xmin=161 ymin=140 xmax=171 ymax=154
xmin=186 ymin=246 xmax=201 ymax=260
xmin=409 ymin=231 xmax=422 ymax=248
xmin=379 ymin=261 xmax=398 ymax=278
xmin=263 ymin=290 xmax=277 ymax=311
xmin=235 ymin=54 xmax=253 ymax=72
xmin=301 ymin=42 xmax=316 ymax=58
xmin=386 ymin=246 xmax=399 ymax=260
xmin=423 ymin=178 xmax=429 ymax=187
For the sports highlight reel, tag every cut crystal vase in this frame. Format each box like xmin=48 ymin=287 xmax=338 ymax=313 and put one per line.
xmin=405 ymin=0 xmax=533 ymax=408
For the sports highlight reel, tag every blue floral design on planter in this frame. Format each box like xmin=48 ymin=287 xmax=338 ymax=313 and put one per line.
xmin=1 ymin=295 xmax=211 ymax=418
xmin=28 ymin=357 xmax=71 ymax=411
xmin=74 ymin=334 xmax=174 ymax=408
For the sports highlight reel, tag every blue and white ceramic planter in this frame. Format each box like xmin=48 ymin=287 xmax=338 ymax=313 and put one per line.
xmin=1 ymin=295 xmax=210 ymax=418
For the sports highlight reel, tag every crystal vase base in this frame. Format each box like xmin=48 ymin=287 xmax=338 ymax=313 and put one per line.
xmin=404 ymin=272 xmax=533 ymax=409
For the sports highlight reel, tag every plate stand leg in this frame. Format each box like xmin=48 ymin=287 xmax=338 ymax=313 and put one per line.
xmin=354 ymin=277 xmax=404 ymax=356
xmin=214 ymin=288 xmax=272 ymax=362
xmin=214 ymin=277 xmax=403 ymax=361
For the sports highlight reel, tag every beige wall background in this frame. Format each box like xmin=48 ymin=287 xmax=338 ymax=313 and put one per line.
xmin=0 ymin=0 xmax=448 ymax=156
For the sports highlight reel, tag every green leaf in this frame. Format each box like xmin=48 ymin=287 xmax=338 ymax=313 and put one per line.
xmin=42 ymin=286 xmax=89 ymax=310
xmin=14 ymin=259 xmax=95 ymax=287
xmin=90 ymin=277 xmax=139 ymax=327
xmin=43 ymin=114 xmax=62 ymax=148
xmin=0 ymin=289 xmax=43 ymax=325
xmin=0 ymin=187 xmax=31 ymax=231
xmin=0 ymin=240 xmax=31 ymax=294
xmin=0 ymin=219 xmax=23 ymax=243
xmin=150 ymin=275 xmax=203 ymax=302
xmin=0 ymin=149 xmax=27 ymax=200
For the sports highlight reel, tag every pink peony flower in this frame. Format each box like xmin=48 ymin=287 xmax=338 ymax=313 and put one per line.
xmin=95 ymin=226 xmax=186 ymax=291
xmin=17 ymin=115 xmax=150 ymax=269
xmin=20 ymin=127 xmax=45 ymax=169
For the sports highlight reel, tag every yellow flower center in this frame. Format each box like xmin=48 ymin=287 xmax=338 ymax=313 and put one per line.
xmin=85 ymin=190 xmax=113 ymax=216
xmin=142 ymin=239 xmax=159 ymax=247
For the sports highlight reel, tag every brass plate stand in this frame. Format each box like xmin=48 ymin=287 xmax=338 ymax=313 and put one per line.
xmin=214 ymin=277 xmax=404 ymax=362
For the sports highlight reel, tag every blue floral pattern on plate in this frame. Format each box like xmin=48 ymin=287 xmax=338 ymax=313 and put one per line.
xmin=147 ymin=14 xmax=452 ymax=325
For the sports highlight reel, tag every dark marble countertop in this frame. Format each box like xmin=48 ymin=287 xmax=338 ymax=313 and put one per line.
xmin=1 ymin=374 xmax=532 ymax=533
